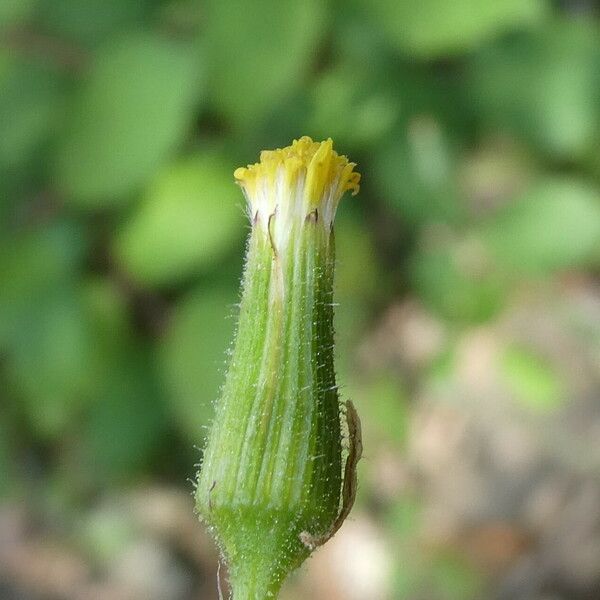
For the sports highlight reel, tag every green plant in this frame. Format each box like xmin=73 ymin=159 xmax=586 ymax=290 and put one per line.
xmin=195 ymin=136 xmax=362 ymax=599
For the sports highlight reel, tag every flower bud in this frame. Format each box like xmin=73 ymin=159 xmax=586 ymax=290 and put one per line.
xmin=196 ymin=137 xmax=362 ymax=599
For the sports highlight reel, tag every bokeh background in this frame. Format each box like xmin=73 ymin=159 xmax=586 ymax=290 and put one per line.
xmin=2 ymin=0 xmax=600 ymax=599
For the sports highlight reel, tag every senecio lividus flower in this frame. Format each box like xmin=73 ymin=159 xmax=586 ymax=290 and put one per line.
xmin=196 ymin=136 xmax=362 ymax=600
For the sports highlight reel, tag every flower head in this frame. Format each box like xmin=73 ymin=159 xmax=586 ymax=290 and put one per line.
xmin=197 ymin=136 xmax=361 ymax=600
xmin=234 ymin=136 xmax=360 ymax=240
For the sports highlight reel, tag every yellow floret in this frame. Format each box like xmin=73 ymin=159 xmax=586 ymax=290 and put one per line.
xmin=233 ymin=136 xmax=360 ymax=207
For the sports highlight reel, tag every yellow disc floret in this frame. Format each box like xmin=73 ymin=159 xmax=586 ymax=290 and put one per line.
xmin=233 ymin=136 xmax=360 ymax=229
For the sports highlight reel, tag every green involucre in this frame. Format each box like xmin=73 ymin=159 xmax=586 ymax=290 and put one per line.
xmin=196 ymin=211 xmax=352 ymax=599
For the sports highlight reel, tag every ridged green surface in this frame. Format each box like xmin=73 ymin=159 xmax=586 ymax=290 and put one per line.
xmin=196 ymin=213 xmax=343 ymax=599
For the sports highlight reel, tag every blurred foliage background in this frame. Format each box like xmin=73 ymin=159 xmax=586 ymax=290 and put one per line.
xmin=2 ymin=1 xmax=600 ymax=599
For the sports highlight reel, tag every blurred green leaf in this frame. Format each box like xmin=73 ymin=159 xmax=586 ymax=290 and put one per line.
xmin=335 ymin=212 xmax=381 ymax=305
xmin=372 ymin=118 xmax=463 ymax=226
xmin=82 ymin=350 xmax=168 ymax=483
xmin=159 ymin=286 xmax=237 ymax=443
xmin=0 ymin=0 xmax=36 ymax=26
xmin=501 ymin=346 xmax=565 ymax=411
xmin=114 ymin=154 xmax=244 ymax=285
xmin=388 ymin=496 xmax=422 ymax=538
xmin=469 ymin=22 xmax=600 ymax=157
xmin=412 ymin=238 xmax=507 ymax=322
xmin=205 ymin=0 xmax=327 ymax=127
xmin=367 ymin=0 xmax=545 ymax=58
xmin=351 ymin=377 xmax=409 ymax=446
xmin=334 ymin=211 xmax=383 ymax=358
xmin=5 ymin=286 xmax=103 ymax=439
xmin=0 ymin=61 xmax=64 ymax=170
xmin=62 ymin=278 xmax=168 ymax=483
xmin=0 ymin=220 xmax=87 ymax=346
xmin=308 ymin=64 xmax=400 ymax=148
xmin=481 ymin=179 xmax=600 ymax=274
xmin=55 ymin=31 xmax=203 ymax=205
xmin=427 ymin=553 xmax=482 ymax=600
xmin=35 ymin=0 xmax=153 ymax=46
xmin=82 ymin=277 xmax=132 ymax=351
